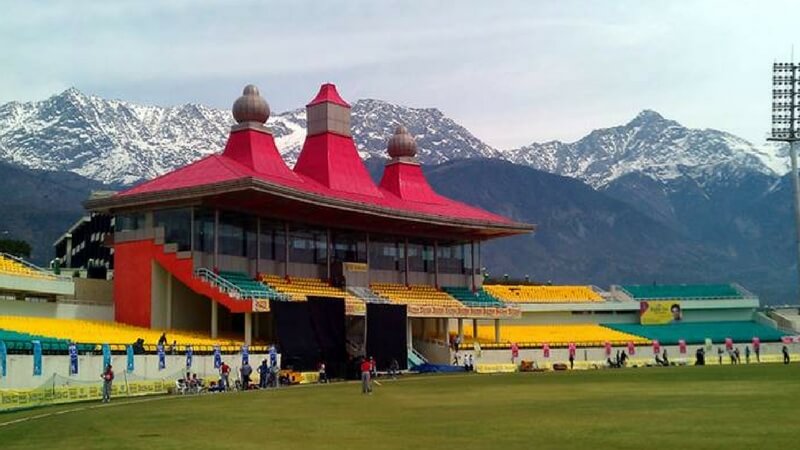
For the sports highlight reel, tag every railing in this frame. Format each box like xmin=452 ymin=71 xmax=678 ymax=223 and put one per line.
xmin=194 ymin=268 xmax=288 ymax=301
xmin=731 ymin=283 xmax=759 ymax=300
xmin=1 ymin=252 xmax=70 ymax=281
xmin=347 ymin=286 xmax=390 ymax=304
xmin=0 ymin=339 xmax=269 ymax=355
xmin=615 ymin=284 xmax=749 ymax=301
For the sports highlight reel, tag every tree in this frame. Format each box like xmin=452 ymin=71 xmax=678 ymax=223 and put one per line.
xmin=0 ymin=239 xmax=32 ymax=258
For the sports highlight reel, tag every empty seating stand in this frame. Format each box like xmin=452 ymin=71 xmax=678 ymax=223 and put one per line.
xmin=217 ymin=271 xmax=279 ymax=299
xmin=620 ymin=284 xmax=743 ymax=300
xmin=370 ymin=283 xmax=462 ymax=308
xmin=0 ymin=253 xmax=55 ymax=280
xmin=0 ymin=316 xmax=244 ymax=349
xmin=603 ymin=321 xmax=784 ymax=345
xmin=260 ymin=274 xmax=365 ymax=313
xmin=443 ymin=286 xmax=505 ymax=307
xmin=483 ymin=285 xmax=603 ymax=304
xmin=459 ymin=323 xmax=650 ymax=347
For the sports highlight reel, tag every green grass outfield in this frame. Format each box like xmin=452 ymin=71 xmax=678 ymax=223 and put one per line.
xmin=1 ymin=364 xmax=798 ymax=449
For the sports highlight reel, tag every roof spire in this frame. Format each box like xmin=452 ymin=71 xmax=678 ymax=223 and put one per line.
xmin=387 ymin=125 xmax=418 ymax=160
xmin=232 ymin=84 xmax=270 ymax=131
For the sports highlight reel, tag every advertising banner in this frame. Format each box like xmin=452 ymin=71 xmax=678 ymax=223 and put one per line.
xmin=678 ymin=339 xmax=687 ymax=354
xmin=0 ymin=341 xmax=6 ymax=377
xmin=186 ymin=345 xmax=193 ymax=369
xmin=214 ymin=346 xmax=222 ymax=369
xmin=126 ymin=345 xmax=135 ymax=373
xmin=604 ymin=341 xmax=612 ymax=356
xmin=242 ymin=345 xmax=249 ymax=366
xmin=652 ymin=340 xmax=661 ymax=355
xmin=627 ymin=341 xmax=636 ymax=355
xmin=639 ymin=300 xmax=682 ymax=325
xmin=157 ymin=345 xmax=165 ymax=370
xmin=102 ymin=344 xmax=111 ymax=369
xmin=69 ymin=343 xmax=78 ymax=375
xmin=33 ymin=341 xmax=42 ymax=376
xmin=542 ymin=343 xmax=550 ymax=358
xmin=269 ymin=345 xmax=278 ymax=367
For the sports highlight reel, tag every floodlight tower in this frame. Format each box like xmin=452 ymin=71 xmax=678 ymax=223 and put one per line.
xmin=769 ymin=61 xmax=800 ymax=303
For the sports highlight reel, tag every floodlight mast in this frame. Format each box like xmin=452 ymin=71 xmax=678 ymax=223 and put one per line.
xmin=769 ymin=62 xmax=800 ymax=304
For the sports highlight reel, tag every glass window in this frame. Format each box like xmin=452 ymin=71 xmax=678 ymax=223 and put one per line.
xmin=259 ymin=220 xmax=286 ymax=262
xmin=464 ymin=242 xmax=474 ymax=274
xmin=289 ymin=226 xmax=327 ymax=264
xmin=437 ymin=242 xmax=465 ymax=274
xmin=153 ymin=208 xmax=191 ymax=251
xmin=369 ymin=237 xmax=403 ymax=271
xmin=114 ymin=212 xmax=145 ymax=232
xmin=219 ymin=211 xmax=252 ymax=257
xmin=331 ymin=231 xmax=367 ymax=263
xmin=407 ymin=242 xmax=424 ymax=272
xmin=193 ymin=208 xmax=215 ymax=253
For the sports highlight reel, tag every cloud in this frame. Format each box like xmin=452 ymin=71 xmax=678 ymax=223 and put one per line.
xmin=1 ymin=0 xmax=798 ymax=148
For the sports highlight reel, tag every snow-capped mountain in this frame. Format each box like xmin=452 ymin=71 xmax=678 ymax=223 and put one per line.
xmin=506 ymin=110 xmax=789 ymax=188
xmin=0 ymin=88 xmax=498 ymax=185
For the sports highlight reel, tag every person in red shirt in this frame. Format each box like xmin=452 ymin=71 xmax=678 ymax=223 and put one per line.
xmin=101 ymin=364 xmax=114 ymax=403
xmin=220 ymin=361 xmax=231 ymax=391
xmin=360 ymin=358 xmax=372 ymax=394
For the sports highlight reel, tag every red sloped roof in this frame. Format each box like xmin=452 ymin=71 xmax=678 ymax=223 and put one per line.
xmin=294 ymin=131 xmax=383 ymax=198
xmin=118 ymin=130 xmax=514 ymax=225
xmin=307 ymin=83 xmax=351 ymax=108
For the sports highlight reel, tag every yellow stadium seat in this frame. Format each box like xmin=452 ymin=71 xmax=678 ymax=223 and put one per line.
xmin=260 ymin=274 xmax=365 ymax=314
xmin=0 ymin=316 xmax=246 ymax=348
xmin=455 ymin=323 xmax=649 ymax=346
xmin=369 ymin=283 xmax=462 ymax=308
xmin=0 ymin=254 xmax=56 ymax=280
xmin=483 ymin=285 xmax=603 ymax=304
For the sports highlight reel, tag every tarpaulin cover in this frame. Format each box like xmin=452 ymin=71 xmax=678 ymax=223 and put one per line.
xmin=366 ymin=303 xmax=408 ymax=371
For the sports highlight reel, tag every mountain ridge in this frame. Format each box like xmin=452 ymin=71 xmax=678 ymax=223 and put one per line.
xmin=0 ymin=87 xmax=788 ymax=188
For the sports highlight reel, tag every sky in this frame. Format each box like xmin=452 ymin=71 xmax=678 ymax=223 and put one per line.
xmin=0 ymin=0 xmax=798 ymax=149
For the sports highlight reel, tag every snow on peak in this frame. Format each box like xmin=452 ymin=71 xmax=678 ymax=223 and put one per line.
xmin=507 ymin=110 xmax=787 ymax=188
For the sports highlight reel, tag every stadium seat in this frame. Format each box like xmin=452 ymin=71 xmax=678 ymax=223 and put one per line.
xmin=260 ymin=274 xmax=365 ymax=314
xmin=457 ymin=323 xmax=649 ymax=346
xmin=602 ymin=321 xmax=784 ymax=345
xmin=620 ymin=284 xmax=743 ymax=300
xmin=0 ymin=254 xmax=56 ymax=280
xmin=370 ymin=283 xmax=462 ymax=308
xmin=217 ymin=271 xmax=280 ymax=299
xmin=0 ymin=316 xmax=244 ymax=348
xmin=442 ymin=286 xmax=505 ymax=307
xmin=482 ymin=285 xmax=603 ymax=304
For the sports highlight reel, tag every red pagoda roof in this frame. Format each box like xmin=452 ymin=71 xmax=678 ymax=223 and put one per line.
xmin=90 ymin=84 xmax=532 ymax=237
xmin=307 ymin=83 xmax=351 ymax=108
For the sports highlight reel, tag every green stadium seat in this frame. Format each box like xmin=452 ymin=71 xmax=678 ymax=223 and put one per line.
xmin=621 ymin=284 xmax=743 ymax=300
xmin=602 ymin=321 xmax=784 ymax=345
xmin=443 ymin=286 xmax=505 ymax=307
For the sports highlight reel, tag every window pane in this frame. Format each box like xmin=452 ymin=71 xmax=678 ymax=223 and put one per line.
xmin=193 ymin=208 xmax=215 ymax=253
xmin=115 ymin=212 xmax=145 ymax=232
xmin=289 ymin=226 xmax=327 ymax=264
xmin=259 ymin=219 xmax=285 ymax=262
xmin=219 ymin=211 xmax=246 ymax=257
xmin=153 ymin=208 xmax=191 ymax=252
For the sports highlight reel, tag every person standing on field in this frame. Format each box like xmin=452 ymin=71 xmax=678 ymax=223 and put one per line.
xmin=101 ymin=364 xmax=114 ymax=403
xmin=220 ymin=361 xmax=231 ymax=391
xmin=360 ymin=358 xmax=372 ymax=394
